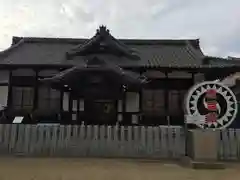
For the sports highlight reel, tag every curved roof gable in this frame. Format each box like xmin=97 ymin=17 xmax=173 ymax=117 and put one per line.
xmin=66 ymin=26 xmax=140 ymax=60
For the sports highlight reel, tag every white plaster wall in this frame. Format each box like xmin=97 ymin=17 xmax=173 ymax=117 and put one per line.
xmin=132 ymin=114 xmax=138 ymax=124
xmin=118 ymin=100 xmax=122 ymax=112
xmin=117 ymin=114 xmax=123 ymax=122
xmin=0 ymin=70 xmax=9 ymax=110
xmin=72 ymin=99 xmax=84 ymax=111
xmin=63 ymin=92 xmax=69 ymax=111
xmin=63 ymin=92 xmax=84 ymax=111
xmin=0 ymin=86 xmax=8 ymax=110
xmin=72 ymin=100 xmax=78 ymax=111
xmin=79 ymin=100 xmax=84 ymax=111
xmin=126 ymin=92 xmax=139 ymax=112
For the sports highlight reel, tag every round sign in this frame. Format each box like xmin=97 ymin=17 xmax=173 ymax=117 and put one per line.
xmin=185 ymin=81 xmax=238 ymax=129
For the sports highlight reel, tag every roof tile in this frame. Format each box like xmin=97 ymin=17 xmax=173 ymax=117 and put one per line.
xmin=0 ymin=28 xmax=205 ymax=68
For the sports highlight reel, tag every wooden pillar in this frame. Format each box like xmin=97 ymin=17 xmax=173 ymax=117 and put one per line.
xmin=33 ymin=70 xmax=39 ymax=111
xmin=122 ymin=88 xmax=127 ymax=124
xmin=191 ymin=72 xmax=195 ymax=85
xmin=7 ymin=69 xmax=13 ymax=108
xmin=164 ymin=72 xmax=169 ymax=125
xmin=60 ymin=89 xmax=64 ymax=123
xmin=68 ymin=92 xmax=73 ymax=124
xmin=76 ymin=98 xmax=80 ymax=124
xmin=139 ymin=70 xmax=145 ymax=122
xmin=114 ymin=99 xmax=118 ymax=124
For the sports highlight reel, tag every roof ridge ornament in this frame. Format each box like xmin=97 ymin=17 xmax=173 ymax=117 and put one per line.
xmin=96 ymin=25 xmax=109 ymax=35
xmin=66 ymin=26 xmax=140 ymax=60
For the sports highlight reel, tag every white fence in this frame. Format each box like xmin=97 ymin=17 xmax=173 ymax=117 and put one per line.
xmin=1 ymin=124 xmax=240 ymax=160
xmin=0 ymin=124 xmax=185 ymax=159
xmin=218 ymin=129 xmax=240 ymax=160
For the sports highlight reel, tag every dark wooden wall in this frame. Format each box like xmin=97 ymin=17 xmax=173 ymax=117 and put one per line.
xmin=0 ymin=67 xmax=206 ymax=126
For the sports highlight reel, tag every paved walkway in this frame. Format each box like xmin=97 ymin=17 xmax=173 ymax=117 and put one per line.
xmin=0 ymin=158 xmax=239 ymax=180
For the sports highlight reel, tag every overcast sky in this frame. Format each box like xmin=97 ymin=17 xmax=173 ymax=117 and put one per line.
xmin=0 ymin=0 xmax=239 ymax=58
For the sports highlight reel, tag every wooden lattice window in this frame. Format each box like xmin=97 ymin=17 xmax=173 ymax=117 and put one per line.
xmin=168 ymin=90 xmax=187 ymax=115
xmin=12 ymin=86 xmax=34 ymax=111
xmin=38 ymin=86 xmax=61 ymax=112
xmin=142 ymin=89 xmax=165 ymax=115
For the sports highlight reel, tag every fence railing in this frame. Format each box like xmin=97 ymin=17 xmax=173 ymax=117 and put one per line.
xmin=218 ymin=129 xmax=240 ymax=160
xmin=0 ymin=124 xmax=185 ymax=159
xmin=1 ymin=124 xmax=240 ymax=160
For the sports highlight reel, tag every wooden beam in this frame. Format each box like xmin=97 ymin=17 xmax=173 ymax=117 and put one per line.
xmin=60 ymin=88 xmax=64 ymax=122
xmin=68 ymin=93 xmax=73 ymax=124
xmin=139 ymin=70 xmax=145 ymax=121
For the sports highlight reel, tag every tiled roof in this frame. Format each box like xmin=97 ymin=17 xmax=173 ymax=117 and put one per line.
xmin=204 ymin=56 xmax=240 ymax=66
xmin=0 ymin=26 xmax=206 ymax=68
xmin=228 ymin=56 xmax=240 ymax=61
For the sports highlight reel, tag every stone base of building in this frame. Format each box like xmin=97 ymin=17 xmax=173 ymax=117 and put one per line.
xmin=181 ymin=129 xmax=225 ymax=169
xmin=180 ymin=156 xmax=225 ymax=169
xmin=188 ymin=129 xmax=218 ymax=160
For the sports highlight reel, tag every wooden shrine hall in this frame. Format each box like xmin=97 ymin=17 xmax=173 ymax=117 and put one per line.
xmin=1 ymin=25 xmax=240 ymax=126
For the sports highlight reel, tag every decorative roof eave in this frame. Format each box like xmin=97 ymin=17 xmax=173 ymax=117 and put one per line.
xmin=66 ymin=26 xmax=140 ymax=60
xmin=188 ymin=39 xmax=200 ymax=49
xmin=2 ymin=63 xmax=240 ymax=73
xmin=39 ymin=65 xmax=147 ymax=87
xmin=40 ymin=66 xmax=79 ymax=82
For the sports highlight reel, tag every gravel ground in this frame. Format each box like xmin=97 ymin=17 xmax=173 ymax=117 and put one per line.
xmin=0 ymin=158 xmax=239 ymax=180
